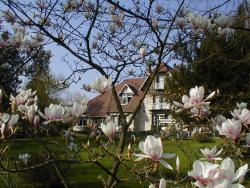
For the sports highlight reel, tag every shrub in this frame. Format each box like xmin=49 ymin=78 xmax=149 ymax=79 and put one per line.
xmin=193 ymin=132 xmax=213 ymax=143
xmin=20 ymin=153 xmax=71 ymax=187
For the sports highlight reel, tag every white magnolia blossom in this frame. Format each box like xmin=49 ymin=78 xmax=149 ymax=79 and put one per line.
xmin=101 ymin=121 xmax=116 ymax=140
xmin=175 ymin=18 xmax=187 ymax=29
xmin=212 ymin=115 xmax=226 ymax=132
xmin=0 ymin=114 xmax=19 ymax=139
xmin=91 ymin=76 xmax=112 ymax=93
xmin=188 ymin=13 xmax=204 ymax=29
xmin=200 ymin=146 xmax=223 ymax=161
xmin=9 ymin=26 xmax=26 ymax=47
xmin=217 ymin=27 xmax=234 ymax=36
xmin=236 ymin=102 xmax=247 ymax=110
xmin=134 ymin=135 xmax=175 ymax=170
xmin=188 ymin=13 xmax=215 ymax=32
xmin=42 ymin=104 xmax=65 ymax=122
xmin=65 ymin=102 xmax=87 ymax=119
xmin=19 ymin=153 xmax=31 ymax=165
xmin=214 ymin=15 xmax=234 ymax=28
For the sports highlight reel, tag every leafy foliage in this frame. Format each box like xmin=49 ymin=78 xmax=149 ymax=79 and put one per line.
xmin=0 ymin=47 xmax=50 ymax=110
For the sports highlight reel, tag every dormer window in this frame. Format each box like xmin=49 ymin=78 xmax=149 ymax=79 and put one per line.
xmin=121 ymin=93 xmax=133 ymax=105
xmin=119 ymin=84 xmax=135 ymax=105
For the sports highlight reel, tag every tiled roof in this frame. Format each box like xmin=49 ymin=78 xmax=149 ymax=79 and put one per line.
xmin=86 ymin=77 xmax=145 ymax=117
xmin=158 ymin=62 xmax=172 ymax=73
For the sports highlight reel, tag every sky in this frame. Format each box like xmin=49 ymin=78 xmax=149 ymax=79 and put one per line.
xmin=36 ymin=0 xmax=243 ymax=100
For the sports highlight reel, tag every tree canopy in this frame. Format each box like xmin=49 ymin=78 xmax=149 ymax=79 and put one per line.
xmin=165 ymin=3 xmax=250 ymax=114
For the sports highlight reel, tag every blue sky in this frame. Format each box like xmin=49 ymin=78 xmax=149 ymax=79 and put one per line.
xmin=40 ymin=0 xmax=242 ymax=100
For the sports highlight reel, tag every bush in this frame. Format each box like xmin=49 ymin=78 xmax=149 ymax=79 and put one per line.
xmin=193 ymin=132 xmax=213 ymax=143
xmin=20 ymin=153 xmax=72 ymax=187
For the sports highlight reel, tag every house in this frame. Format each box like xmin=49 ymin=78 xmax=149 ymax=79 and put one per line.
xmin=78 ymin=62 xmax=173 ymax=132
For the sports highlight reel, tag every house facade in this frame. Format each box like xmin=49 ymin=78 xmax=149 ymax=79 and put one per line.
xmin=80 ymin=62 xmax=173 ymax=132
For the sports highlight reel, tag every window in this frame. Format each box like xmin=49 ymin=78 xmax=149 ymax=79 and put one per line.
xmin=121 ymin=93 xmax=133 ymax=105
xmin=121 ymin=95 xmax=129 ymax=105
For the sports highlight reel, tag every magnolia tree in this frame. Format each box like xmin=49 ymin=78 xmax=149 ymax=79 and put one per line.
xmin=0 ymin=0 xmax=250 ymax=187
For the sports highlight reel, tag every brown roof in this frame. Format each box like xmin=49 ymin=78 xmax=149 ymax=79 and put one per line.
xmin=158 ymin=62 xmax=173 ymax=73
xmin=86 ymin=77 xmax=146 ymax=117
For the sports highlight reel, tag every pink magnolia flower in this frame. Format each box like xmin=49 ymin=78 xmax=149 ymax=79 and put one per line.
xmin=200 ymin=146 xmax=223 ymax=161
xmin=0 ymin=113 xmax=19 ymax=139
xmin=215 ymin=158 xmax=248 ymax=186
xmin=10 ymin=89 xmax=37 ymax=106
xmin=189 ymin=157 xmax=248 ymax=188
xmin=188 ymin=160 xmax=219 ymax=187
xmin=134 ymin=135 xmax=175 ymax=170
xmin=236 ymin=108 xmax=250 ymax=125
xmin=174 ymin=86 xmax=215 ymax=111
xmin=217 ymin=119 xmax=242 ymax=141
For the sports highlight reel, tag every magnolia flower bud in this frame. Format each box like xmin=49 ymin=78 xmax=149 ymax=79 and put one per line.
xmin=246 ymin=133 xmax=250 ymax=146
xmin=11 ymin=100 xmax=16 ymax=113
xmin=140 ymin=47 xmax=146 ymax=60
xmin=33 ymin=115 xmax=40 ymax=127
xmin=159 ymin=178 xmax=166 ymax=188
xmin=127 ymin=144 xmax=132 ymax=158
xmin=34 ymin=95 xmax=38 ymax=104
xmin=28 ymin=106 xmax=36 ymax=124
xmin=1 ymin=123 xmax=6 ymax=139
xmin=176 ymin=156 xmax=180 ymax=173
xmin=153 ymin=161 xmax=159 ymax=172
xmin=155 ymin=4 xmax=164 ymax=14
xmin=0 ymin=89 xmax=2 ymax=104
xmin=152 ymin=18 xmax=159 ymax=29
xmin=83 ymin=84 xmax=92 ymax=92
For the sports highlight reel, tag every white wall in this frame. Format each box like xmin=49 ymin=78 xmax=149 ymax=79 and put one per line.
xmin=133 ymin=95 xmax=152 ymax=131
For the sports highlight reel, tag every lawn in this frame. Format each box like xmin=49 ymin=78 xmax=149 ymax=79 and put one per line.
xmin=0 ymin=136 xmax=249 ymax=188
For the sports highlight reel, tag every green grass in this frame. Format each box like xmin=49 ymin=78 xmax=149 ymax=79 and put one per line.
xmin=0 ymin=136 xmax=249 ymax=188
